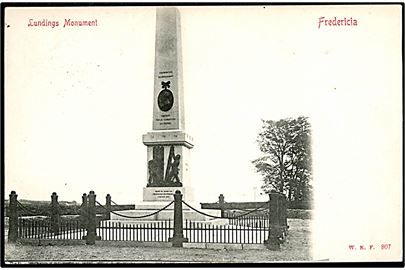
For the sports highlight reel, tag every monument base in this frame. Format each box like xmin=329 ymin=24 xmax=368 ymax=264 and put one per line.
xmin=110 ymin=208 xmax=225 ymax=223
xmin=110 ymin=209 xmax=224 ymax=222
xmin=111 ymin=194 xmax=223 ymax=222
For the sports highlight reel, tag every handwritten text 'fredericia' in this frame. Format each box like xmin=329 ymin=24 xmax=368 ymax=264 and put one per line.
xmin=318 ymin=17 xmax=358 ymax=29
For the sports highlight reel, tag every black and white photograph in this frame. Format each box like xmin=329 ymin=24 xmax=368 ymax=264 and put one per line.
xmin=2 ymin=3 xmax=403 ymax=265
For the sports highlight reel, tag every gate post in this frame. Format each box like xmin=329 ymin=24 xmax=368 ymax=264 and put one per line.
xmin=281 ymin=195 xmax=288 ymax=237
xmin=8 ymin=191 xmax=18 ymax=242
xmin=50 ymin=192 xmax=61 ymax=235
xmin=105 ymin=194 xmax=112 ymax=220
xmin=169 ymin=190 xmax=188 ymax=247
xmin=80 ymin=193 xmax=88 ymax=233
xmin=264 ymin=191 xmax=282 ymax=250
xmin=218 ymin=194 xmax=225 ymax=218
xmin=86 ymin=191 xmax=97 ymax=245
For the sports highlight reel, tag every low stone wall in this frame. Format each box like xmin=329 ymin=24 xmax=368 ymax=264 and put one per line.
xmin=287 ymin=209 xmax=312 ymax=219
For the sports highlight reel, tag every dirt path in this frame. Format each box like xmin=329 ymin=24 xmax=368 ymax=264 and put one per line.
xmin=4 ymin=219 xmax=312 ymax=264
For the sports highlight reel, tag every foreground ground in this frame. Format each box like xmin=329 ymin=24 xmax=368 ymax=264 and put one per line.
xmin=4 ymin=219 xmax=311 ymax=264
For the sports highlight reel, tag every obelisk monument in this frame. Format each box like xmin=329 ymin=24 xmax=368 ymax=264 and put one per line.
xmin=142 ymin=8 xmax=193 ymax=202
xmin=110 ymin=8 xmax=220 ymax=221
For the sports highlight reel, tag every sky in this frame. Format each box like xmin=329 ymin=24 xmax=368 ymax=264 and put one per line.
xmin=4 ymin=5 xmax=402 ymax=260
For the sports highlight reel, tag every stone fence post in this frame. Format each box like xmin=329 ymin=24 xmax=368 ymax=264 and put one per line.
xmin=86 ymin=191 xmax=97 ymax=245
xmin=169 ymin=190 xmax=188 ymax=247
xmin=8 ymin=191 xmax=18 ymax=242
xmin=50 ymin=192 xmax=61 ymax=235
xmin=105 ymin=194 xmax=111 ymax=220
xmin=281 ymin=196 xmax=288 ymax=233
xmin=218 ymin=194 xmax=225 ymax=218
xmin=79 ymin=193 xmax=88 ymax=231
xmin=264 ymin=191 xmax=283 ymax=250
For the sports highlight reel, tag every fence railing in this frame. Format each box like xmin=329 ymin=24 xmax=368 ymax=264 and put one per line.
xmin=18 ymin=219 xmax=85 ymax=240
xmin=226 ymin=214 xmax=270 ymax=228
xmin=184 ymin=220 xmax=268 ymax=244
xmin=98 ymin=220 xmax=173 ymax=242
xmin=7 ymin=189 xmax=288 ymax=250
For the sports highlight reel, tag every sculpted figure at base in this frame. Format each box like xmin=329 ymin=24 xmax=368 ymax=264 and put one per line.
xmin=147 ymin=146 xmax=164 ymax=187
xmin=147 ymin=145 xmax=182 ymax=187
xmin=164 ymin=146 xmax=182 ymax=187
xmin=167 ymin=154 xmax=182 ymax=187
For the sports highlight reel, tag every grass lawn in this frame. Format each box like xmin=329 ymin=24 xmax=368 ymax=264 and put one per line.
xmin=4 ymin=218 xmax=312 ymax=264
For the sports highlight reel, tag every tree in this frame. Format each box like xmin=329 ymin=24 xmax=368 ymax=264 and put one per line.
xmin=252 ymin=116 xmax=312 ymax=203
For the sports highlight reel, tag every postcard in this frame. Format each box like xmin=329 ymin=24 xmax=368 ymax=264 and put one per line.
xmin=2 ymin=3 xmax=403 ymax=265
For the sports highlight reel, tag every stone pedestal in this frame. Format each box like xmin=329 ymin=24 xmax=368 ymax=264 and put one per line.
xmin=142 ymin=130 xmax=193 ymax=202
